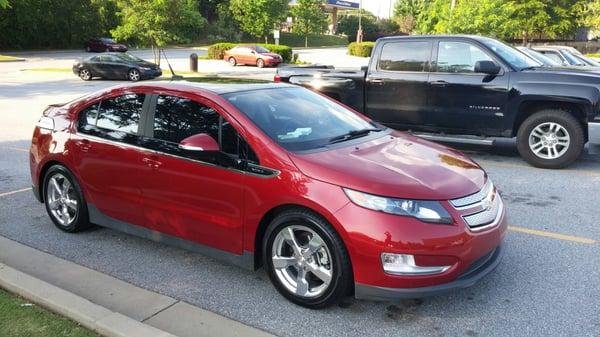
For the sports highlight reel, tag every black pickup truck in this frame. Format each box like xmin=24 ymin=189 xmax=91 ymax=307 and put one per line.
xmin=276 ymin=35 xmax=600 ymax=168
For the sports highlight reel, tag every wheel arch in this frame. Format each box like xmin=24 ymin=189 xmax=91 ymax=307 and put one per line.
xmin=513 ymin=100 xmax=589 ymax=141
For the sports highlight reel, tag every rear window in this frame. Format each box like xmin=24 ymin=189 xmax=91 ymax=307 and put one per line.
xmin=378 ymin=41 xmax=432 ymax=72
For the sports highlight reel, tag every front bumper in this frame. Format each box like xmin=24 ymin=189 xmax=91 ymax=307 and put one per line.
xmin=141 ymin=69 xmax=162 ymax=78
xmin=355 ymin=245 xmax=503 ymax=300
xmin=589 ymin=121 xmax=600 ymax=145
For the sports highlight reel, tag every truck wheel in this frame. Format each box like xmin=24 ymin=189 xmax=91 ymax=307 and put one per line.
xmin=516 ymin=109 xmax=584 ymax=169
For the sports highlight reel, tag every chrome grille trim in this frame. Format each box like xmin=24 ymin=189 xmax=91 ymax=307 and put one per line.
xmin=463 ymin=195 xmax=503 ymax=232
xmin=450 ymin=179 xmax=494 ymax=209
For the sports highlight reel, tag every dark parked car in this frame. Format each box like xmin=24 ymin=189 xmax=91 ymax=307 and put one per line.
xmin=72 ymin=53 xmax=162 ymax=81
xmin=30 ymin=81 xmax=506 ymax=308
xmin=85 ymin=38 xmax=128 ymax=53
xmin=276 ymin=35 xmax=600 ymax=169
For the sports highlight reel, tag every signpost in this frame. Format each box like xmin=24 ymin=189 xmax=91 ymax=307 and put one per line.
xmin=273 ymin=29 xmax=280 ymax=45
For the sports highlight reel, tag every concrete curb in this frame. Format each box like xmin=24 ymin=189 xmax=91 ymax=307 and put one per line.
xmin=0 ymin=262 xmax=176 ymax=337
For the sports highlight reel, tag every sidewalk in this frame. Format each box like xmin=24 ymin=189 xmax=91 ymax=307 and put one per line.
xmin=0 ymin=235 xmax=275 ymax=337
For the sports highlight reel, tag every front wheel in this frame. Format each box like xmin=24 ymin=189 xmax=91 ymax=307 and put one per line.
xmin=128 ymin=68 xmax=140 ymax=81
xmin=79 ymin=68 xmax=92 ymax=81
xmin=263 ymin=209 xmax=352 ymax=309
xmin=256 ymin=59 xmax=265 ymax=68
xmin=516 ymin=109 xmax=584 ymax=169
xmin=228 ymin=57 xmax=237 ymax=66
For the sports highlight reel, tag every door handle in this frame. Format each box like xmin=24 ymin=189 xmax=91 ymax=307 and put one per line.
xmin=368 ymin=78 xmax=385 ymax=85
xmin=75 ymin=139 xmax=91 ymax=152
xmin=430 ymin=80 xmax=449 ymax=87
xmin=142 ymin=157 xmax=162 ymax=169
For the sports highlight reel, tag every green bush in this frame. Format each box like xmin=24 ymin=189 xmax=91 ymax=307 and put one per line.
xmin=348 ymin=42 xmax=375 ymax=57
xmin=207 ymin=43 xmax=293 ymax=62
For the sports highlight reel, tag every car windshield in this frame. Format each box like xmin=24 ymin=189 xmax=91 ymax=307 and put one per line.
xmin=561 ymin=50 xmax=586 ymax=66
xmin=517 ymin=48 xmax=560 ymax=66
xmin=256 ymin=46 xmax=269 ymax=53
xmin=575 ymin=54 xmax=600 ymax=67
xmin=101 ymin=38 xmax=116 ymax=44
xmin=480 ymin=38 xmax=541 ymax=69
xmin=224 ymin=87 xmax=380 ymax=151
xmin=117 ymin=53 xmax=144 ymax=62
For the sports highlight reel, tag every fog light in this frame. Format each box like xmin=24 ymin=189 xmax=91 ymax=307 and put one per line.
xmin=381 ymin=253 xmax=451 ymax=276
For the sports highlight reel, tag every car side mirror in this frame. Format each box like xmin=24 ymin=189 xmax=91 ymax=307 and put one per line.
xmin=178 ymin=133 xmax=219 ymax=152
xmin=474 ymin=60 xmax=501 ymax=75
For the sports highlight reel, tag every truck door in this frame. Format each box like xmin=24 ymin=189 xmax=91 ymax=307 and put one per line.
xmin=365 ymin=40 xmax=433 ymax=130
xmin=427 ymin=40 xmax=509 ymax=135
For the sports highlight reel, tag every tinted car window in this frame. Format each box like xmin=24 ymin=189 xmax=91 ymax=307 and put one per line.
xmin=378 ymin=41 xmax=432 ymax=72
xmin=153 ymin=95 xmax=220 ymax=143
xmin=96 ymin=93 xmax=144 ymax=134
xmin=436 ymin=41 xmax=493 ymax=73
xmin=78 ymin=103 xmax=99 ymax=129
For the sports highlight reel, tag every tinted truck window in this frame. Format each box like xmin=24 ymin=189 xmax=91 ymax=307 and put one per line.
xmin=436 ymin=41 xmax=493 ymax=73
xmin=378 ymin=41 xmax=432 ymax=72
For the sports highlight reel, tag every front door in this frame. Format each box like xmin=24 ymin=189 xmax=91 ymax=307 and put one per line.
xmin=427 ymin=40 xmax=509 ymax=135
xmin=70 ymin=93 xmax=148 ymax=225
xmin=365 ymin=40 xmax=433 ymax=130
xmin=138 ymin=94 xmax=248 ymax=254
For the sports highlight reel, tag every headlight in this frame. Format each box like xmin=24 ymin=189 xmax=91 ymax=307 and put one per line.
xmin=343 ymin=188 xmax=453 ymax=224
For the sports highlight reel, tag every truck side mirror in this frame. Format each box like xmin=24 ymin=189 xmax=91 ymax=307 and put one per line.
xmin=474 ymin=60 xmax=501 ymax=75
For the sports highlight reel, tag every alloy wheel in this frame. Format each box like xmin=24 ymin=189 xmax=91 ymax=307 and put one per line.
xmin=271 ymin=225 xmax=333 ymax=298
xmin=257 ymin=59 xmax=264 ymax=68
xmin=79 ymin=69 xmax=91 ymax=81
xmin=528 ymin=122 xmax=570 ymax=159
xmin=128 ymin=69 xmax=140 ymax=81
xmin=229 ymin=57 xmax=236 ymax=66
xmin=46 ymin=173 xmax=78 ymax=227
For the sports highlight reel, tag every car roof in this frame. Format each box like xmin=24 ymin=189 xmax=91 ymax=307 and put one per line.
xmin=376 ymin=34 xmax=496 ymax=42
xmin=114 ymin=80 xmax=295 ymax=95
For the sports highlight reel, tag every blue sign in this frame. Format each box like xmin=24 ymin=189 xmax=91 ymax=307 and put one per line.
xmin=327 ymin=0 xmax=360 ymax=9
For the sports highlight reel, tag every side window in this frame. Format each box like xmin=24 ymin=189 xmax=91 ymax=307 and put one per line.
xmin=153 ymin=95 xmax=220 ymax=143
xmin=96 ymin=94 xmax=144 ymax=134
xmin=539 ymin=51 xmax=563 ymax=63
xmin=435 ymin=41 xmax=494 ymax=73
xmin=152 ymin=95 xmax=259 ymax=164
xmin=77 ymin=103 xmax=99 ymax=130
xmin=378 ymin=41 xmax=432 ymax=72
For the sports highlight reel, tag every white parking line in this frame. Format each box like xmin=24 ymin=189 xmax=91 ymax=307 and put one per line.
xmin=0 ymin=187 xmax=31 ymax=198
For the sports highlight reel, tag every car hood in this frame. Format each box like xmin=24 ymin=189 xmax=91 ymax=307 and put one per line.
xmin=261 ymin=52 xmax=281 ymax=59
xmin=134 ymin=61 xmax=159 ymax=69
xmin=288 ymin=131 xmax=486 ymax=200
xmin=524 ymin=66 xmax=600 ymax=76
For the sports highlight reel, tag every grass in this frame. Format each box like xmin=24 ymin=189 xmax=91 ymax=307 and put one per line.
xmin=0 ymin=288 xmax=99 ymax=337
xmin=586 ymin=53 xmax=600 ymax=58
xmin=0 ymin=55 xmax=24 ymax=62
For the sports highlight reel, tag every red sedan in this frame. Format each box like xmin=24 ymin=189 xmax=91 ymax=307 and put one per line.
xmin=223 ymin=45 xmax=282 ymax=68
xmin=29 ymin=82 xmax=506 ymax=308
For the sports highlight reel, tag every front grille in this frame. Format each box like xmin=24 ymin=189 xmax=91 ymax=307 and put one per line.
xmin=450 ymin=179 xmax=503 ymax=232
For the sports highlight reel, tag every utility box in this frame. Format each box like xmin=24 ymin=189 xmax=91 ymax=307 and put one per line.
xmin=189 ymin=53 xmax=198 ymax=72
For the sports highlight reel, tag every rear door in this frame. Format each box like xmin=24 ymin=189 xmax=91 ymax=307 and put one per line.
xmin=365 ymin=39 xmax=433 ymax=129
xmin=70 ymin=93 xmax=148 ymax=226
xmin=427 ymin=39 xmax=509 ymax=134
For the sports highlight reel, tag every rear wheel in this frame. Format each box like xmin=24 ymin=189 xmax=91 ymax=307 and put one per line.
xmin=128 ymin=68 xmax=140 ymax=81
xmin=79 ymin=68 xmax=92 ymax=81
xmin=43 ymin=165 xmax=92 ymax=233
xmin=263 ymin=208 xmax=352 ymax=309
xmin=228 ymin=57 xmax=237 ymax=66
xmin=516 ymin=109 xmax=584 ymax=169
xmin=85 ymin=46 xmax=91 ymax=52
xmin=256 ymin=59 xmax=265 ymax=68
xmin=104 ymin=47 xmax=110 ymax=52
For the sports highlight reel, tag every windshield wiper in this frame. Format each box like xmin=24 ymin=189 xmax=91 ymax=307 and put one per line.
xmin=328 ymin=128 xmax=383 ymax=144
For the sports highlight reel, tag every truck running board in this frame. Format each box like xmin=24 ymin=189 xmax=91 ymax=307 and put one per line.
xmin=410 ymin=132 xmax=495 ymax=146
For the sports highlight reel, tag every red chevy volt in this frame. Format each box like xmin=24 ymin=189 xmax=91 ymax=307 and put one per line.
xmin=29 ymin=82 xmax=507 ymax=308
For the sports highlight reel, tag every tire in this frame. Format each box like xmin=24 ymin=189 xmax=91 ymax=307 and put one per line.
xmin=85 ymin=46 xmax=91 ymax=52
xmin=228 ymin=57 xmax=237 ymax=66
xmin=79 ymin=68 xmax=92 ymax=81
xmin=104 ymin=47 xmax=110 ymax=53
xmin=128 ymin=68 xmax=140 ymax=81
xmin=263 ymin=208 xmax=352 ymax=309
xmin=43 ymin=165 xmax=92 ymax=233
xmin=516 ymin=109 xmax=584 ymax=169
xmin=256 ymin=59 xmax=265 ymax=68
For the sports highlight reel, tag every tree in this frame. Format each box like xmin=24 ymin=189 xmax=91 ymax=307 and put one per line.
xmin=393 ymin=0 xmax=427 ymax=33
xmin=291 ymin=0 xmax=327 ymax=47
xmin=0 ymin=0 xmax=9 ymax=9
xmin=581 ymin=0 xmax=600 ymax=31
xmin=229 ymin=0 xmax=289 ymax=43
xmin=337 ymin=11 xmax=378 ymax=41
xmin=112 ymin=0 xmax=206 ymax=65
xmin=503 ymin=0 xmax=551 ymax=44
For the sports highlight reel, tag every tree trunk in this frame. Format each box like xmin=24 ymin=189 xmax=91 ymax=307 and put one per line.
xmin=305 ymin=35 xmax=308 ymax=48
xmin=265 ymin=36 xmax=268 ymax=44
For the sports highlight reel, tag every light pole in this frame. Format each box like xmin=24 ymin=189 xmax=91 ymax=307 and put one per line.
xmin=356 ymin=0 xmax=363 ymax=43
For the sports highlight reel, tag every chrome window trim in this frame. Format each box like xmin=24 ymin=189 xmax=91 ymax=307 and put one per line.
xmin=75 ymin=132 xmax=280 ymax=179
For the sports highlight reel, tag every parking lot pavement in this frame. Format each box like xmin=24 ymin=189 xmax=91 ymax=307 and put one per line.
xmin=1 ymin=137 xmax=599 ymax=337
